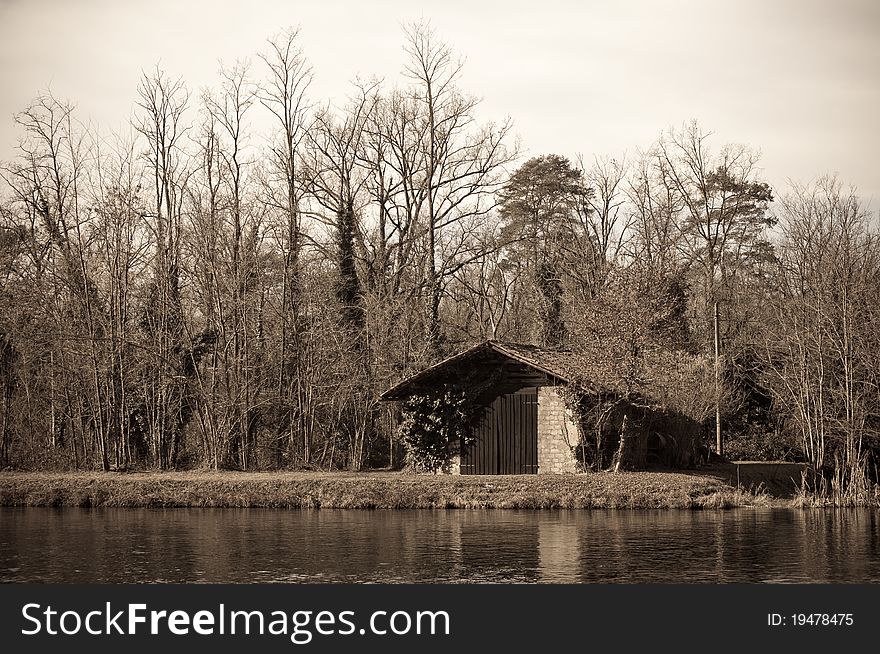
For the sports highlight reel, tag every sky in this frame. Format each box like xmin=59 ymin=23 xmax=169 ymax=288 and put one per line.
xmin=1 ymin=0 xmax=878 ymax=209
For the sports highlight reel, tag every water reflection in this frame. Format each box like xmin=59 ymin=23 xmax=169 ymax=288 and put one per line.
xmin=1 ymin=508 xmax=878 ymax=583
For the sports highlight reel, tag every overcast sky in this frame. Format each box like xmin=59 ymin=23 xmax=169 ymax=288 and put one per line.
xmin=1 ymin=0 xmax=878 ymax=208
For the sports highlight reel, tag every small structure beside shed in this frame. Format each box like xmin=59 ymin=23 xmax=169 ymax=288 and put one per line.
xmin=380 ymin=340 xmax=705 ymax=475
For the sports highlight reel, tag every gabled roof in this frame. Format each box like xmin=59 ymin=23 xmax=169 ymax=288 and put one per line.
xmin=490 ymin=341 xmax=595 ymax=382
xmin=380 ymin=339 xmax=712 ymax=418
xmin=379 ymin=340 xmax=593 ymax=401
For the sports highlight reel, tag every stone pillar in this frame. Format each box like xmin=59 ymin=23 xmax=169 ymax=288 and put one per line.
xmin=537 ymin=386 xmax=580 ymax=474
xmin=448 ymin=449 xmax=461 ymax=475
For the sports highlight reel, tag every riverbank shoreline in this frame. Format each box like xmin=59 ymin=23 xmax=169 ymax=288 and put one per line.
xmin=0 ymin=467 xmax=792 ymax=509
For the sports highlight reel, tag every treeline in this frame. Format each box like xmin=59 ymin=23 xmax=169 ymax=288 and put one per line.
xmin=0 ymin=23 xmax=878 ymax=483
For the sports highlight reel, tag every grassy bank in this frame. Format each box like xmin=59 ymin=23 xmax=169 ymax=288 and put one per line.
xmin=0 ymin=469 xmax=776 ymax=509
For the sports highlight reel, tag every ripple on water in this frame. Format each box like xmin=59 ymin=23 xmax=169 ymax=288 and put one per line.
xmin=0 ymin=507 xmax=878 ymax=583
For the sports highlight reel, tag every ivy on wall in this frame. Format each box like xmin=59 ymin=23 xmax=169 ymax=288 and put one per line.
xmin=398 ymin=386 xmax=481 ymax=472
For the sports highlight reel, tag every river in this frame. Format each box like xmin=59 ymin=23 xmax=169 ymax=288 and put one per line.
xmin=2 ymin=507 xmax=879 ymax=583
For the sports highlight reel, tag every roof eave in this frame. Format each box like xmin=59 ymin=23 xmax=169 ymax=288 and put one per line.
xmin=378 ymin=340 xmax=573 ymax=401
xmin=378 ymin=341 xmax=494 ymax=401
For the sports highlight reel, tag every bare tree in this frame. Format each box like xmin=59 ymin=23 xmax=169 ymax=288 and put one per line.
xmin=301 ymin=82 xmax=383 ymax=469
xmin=579 ymin=154 xmax=630 ymax=289
xmin=88 ymin=132 xmax=150 ymax=469
xmin=134 ymin=68 xmax=192 ymax=469
xmin=397 ymin=21 xmax=515 ymax=353
xmin=658 ymin=121 xmax=774 ymax=313
xmin=763 ymin=177 xmax=880 ymax=495
xmin=258 ymin=29 xmax=314 ymax=466
xmin=305 ymin=81 xmax=381 ymax=332
xmin=448 ymin=218 xmax=520 ymax=341
xmin=1 ymin=93 xmax=116 ymax=469
xmin=626 ymin=148 xmax=687 ymax=275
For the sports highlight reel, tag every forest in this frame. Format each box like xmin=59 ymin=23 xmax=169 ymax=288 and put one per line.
xmin=0 ymin=23 xmax=878 ymax=499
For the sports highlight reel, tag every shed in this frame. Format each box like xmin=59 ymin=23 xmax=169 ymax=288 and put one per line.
xmin=380 ymin=340 xmax=705 ymax=475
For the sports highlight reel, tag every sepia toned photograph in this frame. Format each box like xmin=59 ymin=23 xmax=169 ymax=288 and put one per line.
xmin=1 ymin=0 xmax=879 ymax=587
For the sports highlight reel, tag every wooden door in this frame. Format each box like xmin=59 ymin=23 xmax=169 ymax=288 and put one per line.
xmin=461 ymin=388 xmax=538 ymax=474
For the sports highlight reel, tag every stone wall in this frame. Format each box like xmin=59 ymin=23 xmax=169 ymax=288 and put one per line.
xmin=448 ymin=448 xmax=461 ymax=475
xmin=537 ymin=386 xmax=580 ymax=474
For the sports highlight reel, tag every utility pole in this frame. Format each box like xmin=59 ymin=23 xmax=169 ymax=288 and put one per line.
xmin=714 ymin=300 xmax=722 ymax=457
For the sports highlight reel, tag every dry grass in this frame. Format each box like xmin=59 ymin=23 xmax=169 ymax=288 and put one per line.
xmin=0 ymin=469 xmax=774 ymax=509
xmin=695 ymin=462 xmax=808 ymax=498
xmin=790 ymin=466 xmax=880 ymax=508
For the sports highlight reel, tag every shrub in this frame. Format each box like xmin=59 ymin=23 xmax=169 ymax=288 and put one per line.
xmin=398 ymin=386 xmax=477 ymax=473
